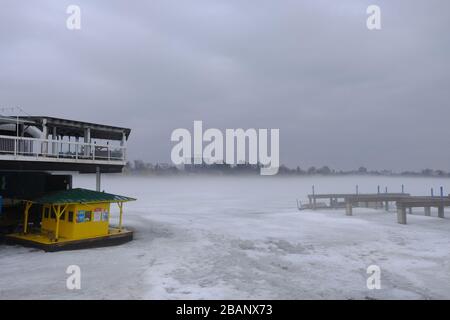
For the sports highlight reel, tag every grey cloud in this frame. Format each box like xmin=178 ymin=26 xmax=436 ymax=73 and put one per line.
xmin=0 ymin=0 xmax=449 ymax=171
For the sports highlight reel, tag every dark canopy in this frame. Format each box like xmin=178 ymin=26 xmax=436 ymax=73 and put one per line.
xmin=19 ymin=116 xmax=131 ymax=141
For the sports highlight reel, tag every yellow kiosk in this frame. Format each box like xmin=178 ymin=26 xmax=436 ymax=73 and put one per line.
xmin=6 ymin=188 xmax=136 ymax=252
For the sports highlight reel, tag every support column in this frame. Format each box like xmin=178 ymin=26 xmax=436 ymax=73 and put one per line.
xmin=23 ymin=201 xmax=33 ymax=234
xmin=397 ymin=206 xmax=407 ymax=224
xmin=41 ymin=119 xmax=48 ymax=155
xmin=60 ymin=135 xmax=65 ymax=155
xmin=385 ymin=201 xmax=389 ymax=211
xmin=84 ymin=127 xmax=91 ymax=157
xmin=438 ymin=206 xmax=445 ymax=218
xmin=118 ymin=202 xmax=123 ymax=231
xmin=75 ymin=136 xmax=79 ymax=159
xmin=54 ymin=204 xmax=68 ymax=241
xmin=121 ymin=131 xmax=127 ymax=161
xmin=408 ymin=207 xmax=413 ymax=215
xmin=346 ymin=201 xmax=353 ymax=216
xmin=330 ymin=197 xmax=333 ymax=208
xmin=54 ymin=205 xmax=61 ymax=241
xmin=424 ymin=207 xmax=431 ymax=216
xmin=52 ymin=127 xmax=57 ymax=155
xmin=313 ymin=197 xmax=317 ymax=210
xmin=96 ymin=166 xmax=101 ymax=192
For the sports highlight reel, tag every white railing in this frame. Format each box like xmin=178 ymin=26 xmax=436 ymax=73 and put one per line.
xmin=0 ymin=135 xmax=126 ymax=163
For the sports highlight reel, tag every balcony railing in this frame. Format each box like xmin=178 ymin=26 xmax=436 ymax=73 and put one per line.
xmin=0 ymin=135 xmax=126 ymax=164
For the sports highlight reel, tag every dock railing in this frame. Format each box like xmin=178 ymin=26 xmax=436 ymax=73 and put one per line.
xmin=0 ymin=135 xmax=126 ymax=163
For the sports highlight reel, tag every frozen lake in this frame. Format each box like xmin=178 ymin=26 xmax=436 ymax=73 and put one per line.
xmin=1 ymin=175 xmax=450 ymax=299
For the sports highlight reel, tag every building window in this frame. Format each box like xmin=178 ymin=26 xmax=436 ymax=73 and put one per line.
xmin=44 ymin=207 xmax=50 ymax=219
xmin=85 ymin=211 xmax=92 ymax=222
xmin=61 ymin=212 xmax=66 ymax=221
xmin=68 ymin=212 xmax=74 ymax=222
xmin=51 ymin=211 xmax=56 ymax=220
xmin=76 ymin=211 xmax=85 ymax=223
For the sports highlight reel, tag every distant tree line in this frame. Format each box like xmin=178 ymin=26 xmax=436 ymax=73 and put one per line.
xmin=124 ymin=161 xmax=450 ymax=177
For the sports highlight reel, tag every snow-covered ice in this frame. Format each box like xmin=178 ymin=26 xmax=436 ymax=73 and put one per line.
xmin=1 ymin=175 xmax=450 ymax=299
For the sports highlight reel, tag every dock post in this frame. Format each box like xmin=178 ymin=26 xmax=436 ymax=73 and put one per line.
xmin=438 ymin=206 xmax=445 ymax=218
xmin=345 ymin=201 xmax=353 ymax=216
xmin=385 ymin=201 xmax=389 ymax=211
xmin=330 ymin=197 xmax=334 ymax=208
xmin=431 ymin=188 xmax=434 ymax=197
xmin=377 ymin=185 xmax=380 ymax=194
xmin=356 ymin=185 xmax=359 ymax=195
xmin=424 ymin=207 xmax=431 ymax=216
xmin=401 ymin=184 xmax=404 ymax=193
xmin=440 ymin=186 xmax=444 ymax=198
xmin=397 ymin=206 xmax=407 ymax=224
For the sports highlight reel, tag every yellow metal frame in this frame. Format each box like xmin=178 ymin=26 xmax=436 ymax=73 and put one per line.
xmin=118 ymin=202 xmax=123 ymax=231
xmin=52 ymin=204 xmax=69 ymax=240
xmin=23 ymin=201 xmax=33 ymax=234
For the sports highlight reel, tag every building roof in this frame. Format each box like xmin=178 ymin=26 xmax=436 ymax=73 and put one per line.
xmin=19 ymin=116 xmax=131 ymax=141
xmin=33 ymin=188 xmax=136 ymax=205
xmin=0 ymin=116 xmax=35 ymax=125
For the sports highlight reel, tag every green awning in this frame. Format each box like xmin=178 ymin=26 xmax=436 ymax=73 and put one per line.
xmin=33 ymin=188 xmax=136 ymax=205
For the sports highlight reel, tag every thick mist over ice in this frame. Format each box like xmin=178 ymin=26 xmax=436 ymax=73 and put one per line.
xmin=1 ymin=175 xmax=450 ymax=299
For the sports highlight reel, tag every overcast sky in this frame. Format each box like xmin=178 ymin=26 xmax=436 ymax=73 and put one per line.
xmin=1 ymin=0 xmax=449 ymax=171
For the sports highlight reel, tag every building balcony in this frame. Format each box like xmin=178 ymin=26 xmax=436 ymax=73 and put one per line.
xmin=0 ymin=116 xmax=130 ymax=173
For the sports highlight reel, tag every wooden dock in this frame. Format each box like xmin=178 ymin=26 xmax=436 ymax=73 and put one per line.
xmin=306 ymin=193 xmax=409 ymax=211
xmin=303 ymin=191 xmax=449 ymax=225
xmin=395 ymin=196 xmax=450 ymax=224
xmin=344 ymin=194 xmax=410 ymax=216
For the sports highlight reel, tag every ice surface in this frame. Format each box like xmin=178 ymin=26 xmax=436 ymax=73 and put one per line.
xmin=1 ymin=175 xmax=450 ymax=299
